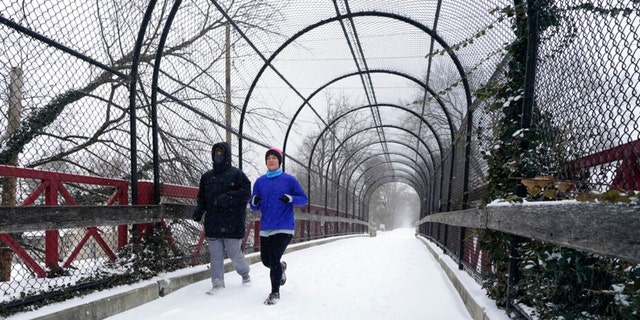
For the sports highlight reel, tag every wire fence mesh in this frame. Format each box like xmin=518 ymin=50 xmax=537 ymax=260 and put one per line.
xmin=1 ymin=0 xmax=639 ymax=317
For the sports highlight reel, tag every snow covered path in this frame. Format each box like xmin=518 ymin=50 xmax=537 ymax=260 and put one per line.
xmin=103 ymin=228 xmax=488 ymax=320
xmin=8 ymin=228 xmax=508 ymax=319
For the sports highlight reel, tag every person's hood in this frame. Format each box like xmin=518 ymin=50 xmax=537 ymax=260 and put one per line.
xmin=211 ymin=142 xmax=232 ymax=172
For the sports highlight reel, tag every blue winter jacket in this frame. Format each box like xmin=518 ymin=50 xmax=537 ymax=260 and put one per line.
xmin=250 ymin=171 xmax=307 ymax=232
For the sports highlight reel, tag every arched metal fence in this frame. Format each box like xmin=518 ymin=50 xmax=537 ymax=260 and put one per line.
xmin=1 ymin=0 xmax=639 ymax=317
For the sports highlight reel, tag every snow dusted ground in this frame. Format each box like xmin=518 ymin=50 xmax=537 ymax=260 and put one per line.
xmin=9 ymin=228 xmax=509 ymax=320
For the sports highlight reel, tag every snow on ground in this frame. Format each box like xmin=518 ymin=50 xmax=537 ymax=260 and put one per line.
xmin=9 ymin=228 xmax=509 ymax=320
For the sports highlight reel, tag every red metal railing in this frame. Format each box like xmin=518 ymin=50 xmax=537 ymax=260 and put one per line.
xmin=0 ymin=165 xmax=365 ymax=278
xmin=569 ymin=139 xmax=640 ymax=191
xmin=0 ymin=165 xmax=128 ymax=277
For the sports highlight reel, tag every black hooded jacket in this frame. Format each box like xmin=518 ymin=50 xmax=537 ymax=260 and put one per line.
xmin=192 ymin=142 xmax=251 ymax=239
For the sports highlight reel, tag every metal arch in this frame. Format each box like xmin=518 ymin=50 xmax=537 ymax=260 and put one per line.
xmin=308 ymin=103 xmax=441 ymax=179
xmin=284 ymin=69 xmax=454 ymax=171
xmin=352 ymin=161 xmax=426 ymax=199
xmin=359 ymin=170 xmax=421 ymax=205
xmin=344 ymin=151 xmax=428 ymax=218
xmin=283 ymin=73 xmax=455 ymax=171
xmin=337 ymin=146 xmax=429 ymax=216
xmin=360 ymin=176 xmax=423 ymax=224
xmin=295 ymin=90 xmax=452 ymax=217
xmin=360 ymin=174 xmax=419 ymax=223
xmin=337 ymin=140 xmax=435 ymax=220
xmin=209 ymin=4 xmax=471 ymax=215
xmin=338 ymin=140 xmax=431 ymax=180
xmin=319 ymin=125 xmax=434 ymax=214
xmin=283 ymin=69 xmax=455 ymax=168
xmin=149 ymin=0 xmax=181 ymax=204
xmin=344 ymin=152 xmax=428 ymax=222
xmin=307 ymin=105 xmax=439 ymax=213
xmin=234 ymin=10 xmax=471 ymax=165
xmin=314 ymin=124 xmax=435 ymax=213
xmin=361 ymin=173 xmax=420 ymax=206
xmin=344 ymin=150 xmax=428 ymax=203
xmin=359 ymin=172 xmax=421 ymax=221
xmin=345 ymin=150 xmax=429 ymax=197
xmin=360 ymin=173 xmax=421 ymax=212
xmin=353 ymin=161 xmax=426 ymax=204
xmin=343 ymin=12 xmax=471 ymax=216
xmin=128 ymin=0 xmax=159 ymax=204
xmin=361 ymin=176 xmax=421 ymax=224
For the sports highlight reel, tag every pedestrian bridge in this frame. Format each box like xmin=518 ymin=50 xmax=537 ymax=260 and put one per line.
xmin=1 ymin=1 xmax=639 ymax=319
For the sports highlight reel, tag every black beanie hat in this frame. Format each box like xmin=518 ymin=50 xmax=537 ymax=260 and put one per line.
xmin=265 ymin=147 xmax=283 ymax=166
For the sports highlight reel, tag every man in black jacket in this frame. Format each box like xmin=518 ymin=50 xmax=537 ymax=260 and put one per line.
xmin=193 ymin=142 xmax=252 ymax=295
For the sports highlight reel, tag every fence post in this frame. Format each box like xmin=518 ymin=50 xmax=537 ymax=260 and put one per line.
xmin=117 ymin=182 xmax=130 ymax=248
xmin=507 ymin=0 xmax=540 ymax=311
xmin=44 ymin=180 xmax=60 ymax=272
xmin=135 ymin=182 xmax=156 ymax=241
xmin=458 ymin=227 xmax=466 ymax=270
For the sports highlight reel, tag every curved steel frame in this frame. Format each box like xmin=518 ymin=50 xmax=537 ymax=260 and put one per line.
xmin=342 ymin=150 xmax=429 ymax=221
xmin=360 ymin=172 xmax=421 ymax=221
xmin=236 ymin=11 xmax=471 ymax=163
xmin=283 ymin=70 xmax=455 ymax=169
xmin=128 ymin=0 xmax=159 ymax=204
xmin=308 ymin=105 xmax=440 ymax=201
xmin=331 ymin=138 xmax=431 ymax=220
xmin=148 ymin=6 xmax=475 ymax=220
xmin=338 ymin=144 xmax=431 ymax=218
xmin=312 ymin=124 xmax=434 ymax=215
xmin=353 ymin=161 xmax=427 ymax=219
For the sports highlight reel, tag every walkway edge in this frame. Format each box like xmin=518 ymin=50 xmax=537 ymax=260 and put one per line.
xmin=25 ymin=234 xmax=366 ymax=320
xmin=30 ymin=283 xmax=160 ymax=320
xmin=417 ymin=235 xmax=495 ymax=320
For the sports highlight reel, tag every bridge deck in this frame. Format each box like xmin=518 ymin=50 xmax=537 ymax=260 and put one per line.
xmin=9 ymin=229 xmax=508 ymax=320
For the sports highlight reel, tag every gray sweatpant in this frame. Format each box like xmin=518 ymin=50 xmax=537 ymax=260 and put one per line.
xmin=208 ymin=238 xmax=250 ymax=287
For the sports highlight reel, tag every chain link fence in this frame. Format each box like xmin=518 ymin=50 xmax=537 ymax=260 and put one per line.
xmin=418 ymin=1 xmax=639 ymax=318
xmin=1 ymin=0 xmax=639 ymax=317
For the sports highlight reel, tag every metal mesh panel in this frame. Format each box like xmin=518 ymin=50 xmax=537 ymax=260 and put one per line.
xmin=0 ymin=223 xmax=206 ymax=310
xmin=0 ymin=2 xmax=140 ymax=176
xmin=431 ymin=162 xmax=444 ymax=213
xmin=449 ymin=117 xmax=470 ymax=211
xmin=445 ymin=225 xmax=462 ymax=260
xmin=2 ymin=0 xmax=640 ymax=315
xmin=533 ymin=1 xmax=640 ymax=191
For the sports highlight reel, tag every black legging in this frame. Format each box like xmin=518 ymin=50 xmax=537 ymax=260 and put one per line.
xmin=260 ymin=233 xmax=293 ymax=294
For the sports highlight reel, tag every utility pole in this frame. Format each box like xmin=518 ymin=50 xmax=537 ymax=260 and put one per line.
xmin=1 ymin=67 xmax=23 ymax=201
xmin=1 ymin=66 xmax=23 ymax=281
xmin=225 ymin=22 xmax=232 ymax=146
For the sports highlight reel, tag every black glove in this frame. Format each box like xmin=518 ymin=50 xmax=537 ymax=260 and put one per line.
xmin=279 ymin=194 xmax=292 ymax=204
xmin=192 ymin=212 xmax=202 ymax=222
xmin=252 ymin=196 xmax=262 ymax=206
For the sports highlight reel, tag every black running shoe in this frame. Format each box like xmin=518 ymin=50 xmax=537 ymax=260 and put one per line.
xmin=264 ymin=292 xmax=280 ymax=305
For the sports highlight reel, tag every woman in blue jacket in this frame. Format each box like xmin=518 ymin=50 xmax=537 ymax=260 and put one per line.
xmin=250 ymin=147 xmax=308 ymax=305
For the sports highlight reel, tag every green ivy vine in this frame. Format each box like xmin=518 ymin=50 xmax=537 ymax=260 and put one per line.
xmin=469 ymin=1 xmax=640 ymax=318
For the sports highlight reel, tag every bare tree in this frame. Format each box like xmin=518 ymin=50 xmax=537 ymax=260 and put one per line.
xmin=291 ymin=92 xmax=375 ymax=210
xmin=0 ymin=0 xmax=283 ymax=187
xmin=0 ymin=0 xmax=286 ymax=284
